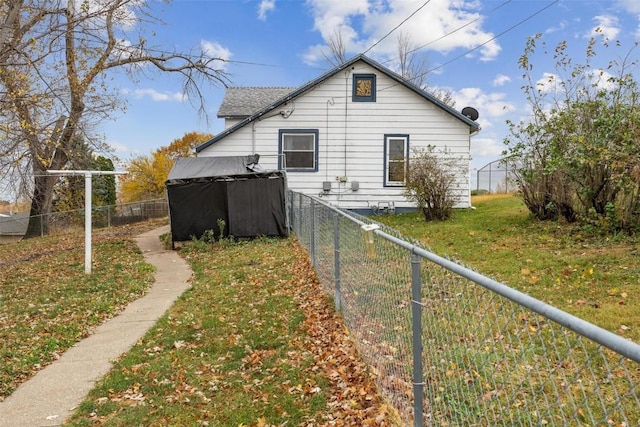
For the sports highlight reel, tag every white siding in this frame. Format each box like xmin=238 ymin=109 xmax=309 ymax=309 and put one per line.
xmin=223 ymin=118 xmax=243 ymax=129
xmin=200 ymin=61 xmax=475 ymax=211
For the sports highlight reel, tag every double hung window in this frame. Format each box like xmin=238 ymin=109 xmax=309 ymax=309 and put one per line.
xmin=279 ymin=129 xmax=319 ymax=172
xmin=384 ymin=135 xmax=409 ymax=186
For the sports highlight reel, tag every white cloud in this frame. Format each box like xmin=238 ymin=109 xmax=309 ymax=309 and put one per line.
xmin=122 ymin=88 xmax=187 ymax=102
xmin=453 ymin=87 xmax=516 ymax=131
xmin=617 ymin=0 xmax=640 ymax=14
xmin=587 ymin=15 xmax=621 ymax=40
xmin=200 ymin=40 xmax=232 ymax=70
xmin=304 ymin=0 xmax=500 ymax=65
xmin=470 ymin=136 xmax=504 ymax=158
xmin=201 ymin=40 xmax=232 ymax=61
xmin=492 ymin=74 xmax=511 ymax=87
xmin=588 ymin=68 xmax=617 ymax=91
xmin=107 ymin=140 xmax=131 ymax=154
xmin=545 ymin=20 xmax=567 ymax=34
xmin=303 ymin=0 xmax=370 ymax=63
xmin=258 ymin=0 xmax=275 ymax=21
xmin=535 ymin=72 xmax=562 ymax=95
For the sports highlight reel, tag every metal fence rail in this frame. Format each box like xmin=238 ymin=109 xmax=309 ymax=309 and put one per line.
xmin=289 ymin=191 xmax=640 ymax=426
xmin=0 ymin=199 xmax=168 ymax=240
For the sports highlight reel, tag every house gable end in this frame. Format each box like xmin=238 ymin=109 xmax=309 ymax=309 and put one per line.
xmin=197 ymin=54 xmax=480 ymax=153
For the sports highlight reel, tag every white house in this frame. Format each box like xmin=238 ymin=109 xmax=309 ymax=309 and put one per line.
xmin=196 ymin=54 xmax=480 ymax=213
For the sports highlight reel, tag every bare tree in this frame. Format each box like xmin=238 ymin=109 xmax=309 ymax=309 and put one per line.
xmin=322 ymin=28 xmax=349 ymax=67
xmin=395 ymin=32 xmax=455 ymax=107
xmin=0 ymin=0 xmax=230 ymax=237
xmin=396 ymin=32 xmax=428 ymax=88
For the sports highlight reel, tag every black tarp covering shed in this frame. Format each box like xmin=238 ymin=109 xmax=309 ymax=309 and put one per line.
xmin=166 ymin=155 xmax=288 ymax=242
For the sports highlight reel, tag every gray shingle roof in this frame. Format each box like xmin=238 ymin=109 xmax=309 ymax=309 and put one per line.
xmin=217 ymin=87 xmax=297 ymax=118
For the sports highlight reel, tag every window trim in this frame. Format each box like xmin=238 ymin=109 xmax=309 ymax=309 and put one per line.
xmin=278 ymin=129 xmax=319 ymax=172
xmin=383 ymin=134 xmax=409 ymax=187
xmin=352 ymin=74 xmax=377 ymax=102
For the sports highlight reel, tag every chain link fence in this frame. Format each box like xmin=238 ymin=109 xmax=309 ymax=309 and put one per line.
xmin=0 ymin=199 xmax=168 ymax=241
xmin=289 ymin=191 xmax=640 ymax=426
xmin=476 ymin=158 xmax=518 ymax=194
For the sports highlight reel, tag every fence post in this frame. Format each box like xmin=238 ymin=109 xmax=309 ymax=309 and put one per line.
xmin=411 ymin=251 xmax=424 ymax=427
xmin=297 ymin=192 xmax=303 ymax=236
xmin=333 ymin=211 xmax=341 ymax=311
xmin=292 ymin=191 xmax=298 ymax=234
xmin=310 ymin=199 xmax=316 ymax=266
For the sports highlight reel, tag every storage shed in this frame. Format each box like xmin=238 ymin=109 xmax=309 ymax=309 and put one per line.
xmin=166 ymin=155 xmax=288 ymax=243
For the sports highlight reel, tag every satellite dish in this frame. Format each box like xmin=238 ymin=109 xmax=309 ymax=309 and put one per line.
xmin=461 ymin=106 xmax=479 ymax=121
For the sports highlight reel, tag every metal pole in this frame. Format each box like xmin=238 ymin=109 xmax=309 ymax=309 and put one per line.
xmin=489 ymin=162 xmax=493 ymax=193
xmin=411 ymin=251 xmax=424 ymax=427
xmin=297 ymin=192 xmax=303 ymax=236
xmin=47 ymin=170 xmax=127 ymax=275
xmin=310 ymin=199 xmax=316 ymax=266
xmin=333 ymin=212 xmax=341 ymax=311
xmin=85 ymin=173 xmax=92 ymax=274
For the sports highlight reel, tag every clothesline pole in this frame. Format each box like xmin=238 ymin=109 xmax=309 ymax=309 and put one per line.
xmin=47 ymin=170 xmax=127 ymax=274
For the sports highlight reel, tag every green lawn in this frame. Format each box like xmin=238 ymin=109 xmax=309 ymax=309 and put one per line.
xmin=4 ymin=195 xmax=639 ymax=425
xmin=0 ymin=221 xmax=398 ymax=425
xmin=375 ymin=194 xmax=640 ymax=342
xmin=64 ymin=236 xmax=398 ymax=426
xmin=0 ymin=220 xmax=163 ymax=399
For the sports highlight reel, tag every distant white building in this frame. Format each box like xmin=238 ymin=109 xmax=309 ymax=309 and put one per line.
xmin=0 ymin=212 xmax=28 ymax=243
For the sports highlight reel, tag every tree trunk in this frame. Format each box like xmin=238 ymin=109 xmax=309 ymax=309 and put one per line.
xmin=24 ymin=173 xmax=57 ymax=238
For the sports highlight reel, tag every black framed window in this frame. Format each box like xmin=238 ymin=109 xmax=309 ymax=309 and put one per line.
xmin=384 ymin=134 xmax=409 ymax=186
xmin=278 ymin=129 xmax=319 ymax=172
xmin=352 ymin=74 xmax=376 ymax=102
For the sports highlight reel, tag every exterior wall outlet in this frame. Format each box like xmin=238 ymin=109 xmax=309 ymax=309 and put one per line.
xmin=338 ymin=176 xmax=348 ymax=183
xmin=322 ymin=181 xmax=332 ymax=191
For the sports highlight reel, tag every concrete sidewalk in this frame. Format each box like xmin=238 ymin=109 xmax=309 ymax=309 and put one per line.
xmin=0 ymin=226 xmax=192 ymax=427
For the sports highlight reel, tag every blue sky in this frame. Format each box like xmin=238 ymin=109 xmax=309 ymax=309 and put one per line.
xmin=103 ymin=0 xmax=640 ymax=178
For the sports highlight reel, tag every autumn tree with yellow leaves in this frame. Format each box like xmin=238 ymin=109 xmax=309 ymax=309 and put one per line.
xmin=120 ymin=132 xmax=212 ymax=202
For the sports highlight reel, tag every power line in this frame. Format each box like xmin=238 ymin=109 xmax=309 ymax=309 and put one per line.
xmin=424 ymin=1 xmax=558 ymax=76
xmin=374 ymin=0 xmax=512 ymax=72
xmin=378 ymin=0 xmax=559 ymax=92
xmin=362 ymin=1 xmax=432 ymax=56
